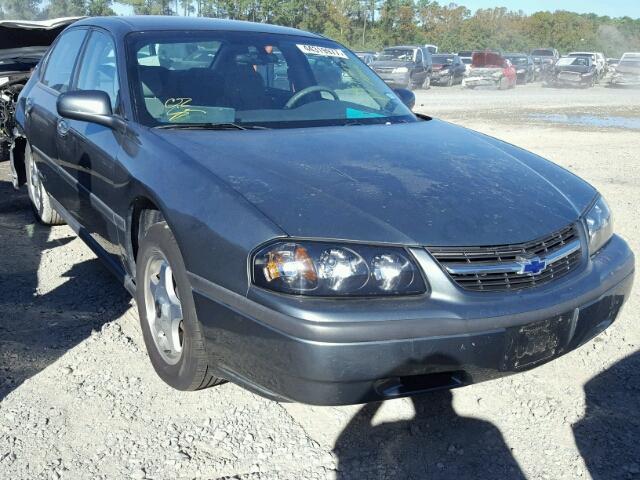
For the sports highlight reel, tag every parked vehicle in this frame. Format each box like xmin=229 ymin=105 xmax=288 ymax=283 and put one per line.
xmin=0 ymin=17 xmax=81 ymax=162
xmin=504 ymin=53 xmax=535 ymax=83
xmin=456 ymin=50 xmax=473 ymax=74
xmin=607 ymin=52 xmax=640 ymax=87
xmin=430 ymin=54 xmax=465 ymax=86
xmin=464 ymin=52 xmax=516 ymax=89
xmin=607 ymin=58 xmax=620 ymax=69
xmin=423 ymin=44 xmax=438 ymax=54
xmin=370 ymin=45 xmax=432 ymax=90
xmin=13 ymin=17 xmax=634 ymax=406
xmin=354 ymin=51 xmax=376 ymax=65
xmin=547 ymin=56 xmax=597 ymax=88
xmin=531 ymin=48 xmax=559 ymax=80
xmin=568 ymin=52 xmax=606 ymax=80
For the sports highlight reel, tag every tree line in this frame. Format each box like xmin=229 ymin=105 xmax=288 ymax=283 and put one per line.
xmin=1 ymin=0 xmax=639 ymax=57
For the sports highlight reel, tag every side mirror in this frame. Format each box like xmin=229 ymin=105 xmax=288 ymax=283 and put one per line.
xmin=57 ymin=90 xmax=124 ymax=130
xmin=393 ymin=88 xmax=415 ymax=110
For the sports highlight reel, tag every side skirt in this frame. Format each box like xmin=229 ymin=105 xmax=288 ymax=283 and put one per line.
xmin=49 ymin=194 xmax=136 ymax=297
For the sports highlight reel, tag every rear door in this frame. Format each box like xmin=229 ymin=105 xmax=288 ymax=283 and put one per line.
xmin=26 ymin=27 xmax=88 ymax=208
xmin=59 ymin=28 xmax=124 ymax=268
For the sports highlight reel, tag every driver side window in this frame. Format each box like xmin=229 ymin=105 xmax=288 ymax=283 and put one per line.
xmin=76 ymin=30 xmax=120 ymax=111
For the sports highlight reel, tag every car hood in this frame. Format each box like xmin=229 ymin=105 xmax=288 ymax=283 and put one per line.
xmin=371 ymin=60 xmax=414 ymax=69
xmin=154 ymin=120 xmax=595 ymax=246
xmin=555 ymin=65 xmax=591 ymax=74
xmin=616 ymin=63 xmax=640 ymax=75
xmin=0 ymin=17 xmax=81 ymax=51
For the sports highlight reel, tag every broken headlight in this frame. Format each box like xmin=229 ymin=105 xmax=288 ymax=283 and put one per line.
xmin=583 ymin=196 xmax=613 ymax=255
xmin=252 ymin=241 xmax=427 ymax=296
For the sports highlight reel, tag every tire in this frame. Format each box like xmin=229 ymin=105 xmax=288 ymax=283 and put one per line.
xmin=498 ymin=77 xmax=508 ymax=90
xmin=446 ymin=75 xmax=453 ymax=87
xmin=136 ymin=221 xmax=225 ymax=391
xmin=422 ymin=75 xmax=431 ymax=89
xmin=25 ymin=142 xmax=64 ymax=225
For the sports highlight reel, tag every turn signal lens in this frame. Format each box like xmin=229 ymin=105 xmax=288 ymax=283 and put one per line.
xmin=262 ymin=243 xmax=318 ymax=291
xmin=253 ymin=241 xmax=427 ymax=297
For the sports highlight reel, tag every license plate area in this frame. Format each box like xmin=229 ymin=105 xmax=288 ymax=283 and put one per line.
xmin=504 ymin=312 xmax=576 ymax=370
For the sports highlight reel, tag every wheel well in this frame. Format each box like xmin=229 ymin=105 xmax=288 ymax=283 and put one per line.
xmin=129 ymin=197 xmax=165 ymax=276
xmin=11 ymin=136 xmax=27 ymax=186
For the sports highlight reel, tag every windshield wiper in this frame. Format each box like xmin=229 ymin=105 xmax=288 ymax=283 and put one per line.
xmin=155 ymin=122 xmax=268 ymax=131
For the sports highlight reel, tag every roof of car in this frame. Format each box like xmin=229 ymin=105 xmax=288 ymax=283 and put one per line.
xmin=72 ymin=15 xmax=321 ymax=38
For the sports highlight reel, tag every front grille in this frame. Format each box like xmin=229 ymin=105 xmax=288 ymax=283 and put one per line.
xmin=374 ymin=67 xmax=395 ymax=74
xmin=428 ymin=224 xmax=583 ymax=292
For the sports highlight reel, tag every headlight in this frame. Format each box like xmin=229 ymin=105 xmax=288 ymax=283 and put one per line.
xmin=583 ymin=196 xmax=613 ymax=255
xmin=253 ymin=241 xmax=426 ymax=296
xmin=392 ymin=67 xmax=409 ymax=74
xmin=517 ymin=69 xmax=525 ymax=73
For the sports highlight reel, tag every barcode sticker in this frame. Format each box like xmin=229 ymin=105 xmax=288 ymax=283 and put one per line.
xmin=297 ymin=44 xmax=348 ymax=59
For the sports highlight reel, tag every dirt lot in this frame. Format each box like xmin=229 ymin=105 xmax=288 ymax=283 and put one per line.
xmin=1 ymin=83 xmax=639 ymax=480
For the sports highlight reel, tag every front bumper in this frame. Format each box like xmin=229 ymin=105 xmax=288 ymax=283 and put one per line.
xmin=609 ymin=75 xmax=640 ymax=86
xmin=464 ymin=76 xmax=500 ymax=88
xmin=373 ymin=71 xmax=411 ymax=89
xmin=190 ymin=235 xmax=634 ymax=405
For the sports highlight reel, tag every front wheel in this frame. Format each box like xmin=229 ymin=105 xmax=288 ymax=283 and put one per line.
xmin=136 ymin=221 xmax=225 ymax=391
xmin=422 ymin=76 xmax=431 ymax=89
xmin=25 ymin=142 xmax=64 ymax=225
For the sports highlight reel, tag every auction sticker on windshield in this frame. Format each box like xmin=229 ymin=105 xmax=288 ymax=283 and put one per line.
xmin=297 ymin=44 xmax=348 ymax=59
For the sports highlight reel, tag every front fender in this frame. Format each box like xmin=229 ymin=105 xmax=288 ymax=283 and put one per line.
xmin=118 ymin=129 xmax=286 ymax=296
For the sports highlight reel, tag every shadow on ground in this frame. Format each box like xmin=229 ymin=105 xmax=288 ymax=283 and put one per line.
xmin=334 ymin=380 xmax=525 ymax=479
xmin=0 ymin=170 xmax=130 ymax=400
xmin=573 ymin=350 xmax=640 ymax=480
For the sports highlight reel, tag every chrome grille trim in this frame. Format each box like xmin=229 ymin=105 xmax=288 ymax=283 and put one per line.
xmin=445 ymin=239 xmax=581 ymax=275
xmin=428 ymin=224 xmax=583 ymax=292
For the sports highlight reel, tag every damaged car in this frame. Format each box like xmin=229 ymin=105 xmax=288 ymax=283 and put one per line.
xmin=547 ymin=56 xmax=597 ymax=88
xmin=464 ymin=51 xmax=516 ymax=89
xmin=0 ymin=17 xmax=80 ymax=162
xmin=370 ymin=45 xmax=432 ymax=90
xmin=504 ymin=53 xmax=534 ymax=83
xmin=13 ymin=17 xmax=634 ymax=405
xmin=430 ymin=54 xmax=465 ymax=86
xmin=607 ymin=52 xmax=640 ymax=87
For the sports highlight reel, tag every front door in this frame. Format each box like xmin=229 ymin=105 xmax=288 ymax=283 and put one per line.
xmin=58 ymin=29 xmax=124 ymax=268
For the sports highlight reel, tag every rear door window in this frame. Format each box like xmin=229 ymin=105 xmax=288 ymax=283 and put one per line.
xmin=41 ymin=29 xmax=87 ymax=93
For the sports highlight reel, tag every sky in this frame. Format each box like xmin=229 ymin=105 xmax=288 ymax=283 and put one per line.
xmin=112 ymin=1 xmax=640 ymax=19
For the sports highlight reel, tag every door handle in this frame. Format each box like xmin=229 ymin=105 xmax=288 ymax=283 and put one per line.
xmin=56 ymin=119 xmax=69 ymax=137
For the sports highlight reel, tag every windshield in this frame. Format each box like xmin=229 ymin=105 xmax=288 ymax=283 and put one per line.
xmin=432 ymin=55 xmax=453 ymax=64
xmin=127 ymin=31 xmax=415 ymax=129
xmin=378 ymin=48 xmax=415 ymax=62
xmin=557 ymin=57 xmax=589 ymax=67
xmin=531 ymin=49 xmax=553 ymax=56
xmin=506 ymin=56 xmax=528 ymax=65
xmin=620 ymin=54 xmax=640 ymax=67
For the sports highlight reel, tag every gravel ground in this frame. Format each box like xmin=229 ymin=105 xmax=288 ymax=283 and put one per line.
xmin=1 ymin=83 xmax=639 ymax=480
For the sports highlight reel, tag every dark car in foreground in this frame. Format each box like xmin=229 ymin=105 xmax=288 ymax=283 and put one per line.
xmin=0 ymin=17 xmax=80 ymax=161
xmin=430 ymin=54 xmax=465 ymax=86
xmin=504 ymin=53 xmax=534 ymax=83
xmin=370 ymin=45 xmax=432 ymax=89
xmin=548 ymin=56 xmax=597 ymax=88
xmin=12 ymin=17 xmax=634 ymax=406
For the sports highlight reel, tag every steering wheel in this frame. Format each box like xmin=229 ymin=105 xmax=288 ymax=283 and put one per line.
xmin=284 ymin=85 xmax=339 ymax=109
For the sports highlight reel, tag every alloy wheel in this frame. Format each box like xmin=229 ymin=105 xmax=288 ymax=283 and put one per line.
xmin=143 ymin=251 xmax=185 ymax=365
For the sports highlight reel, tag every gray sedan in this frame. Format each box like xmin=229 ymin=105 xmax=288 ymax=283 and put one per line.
xmin=12 ymin=16 xmax=635 ymax=405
